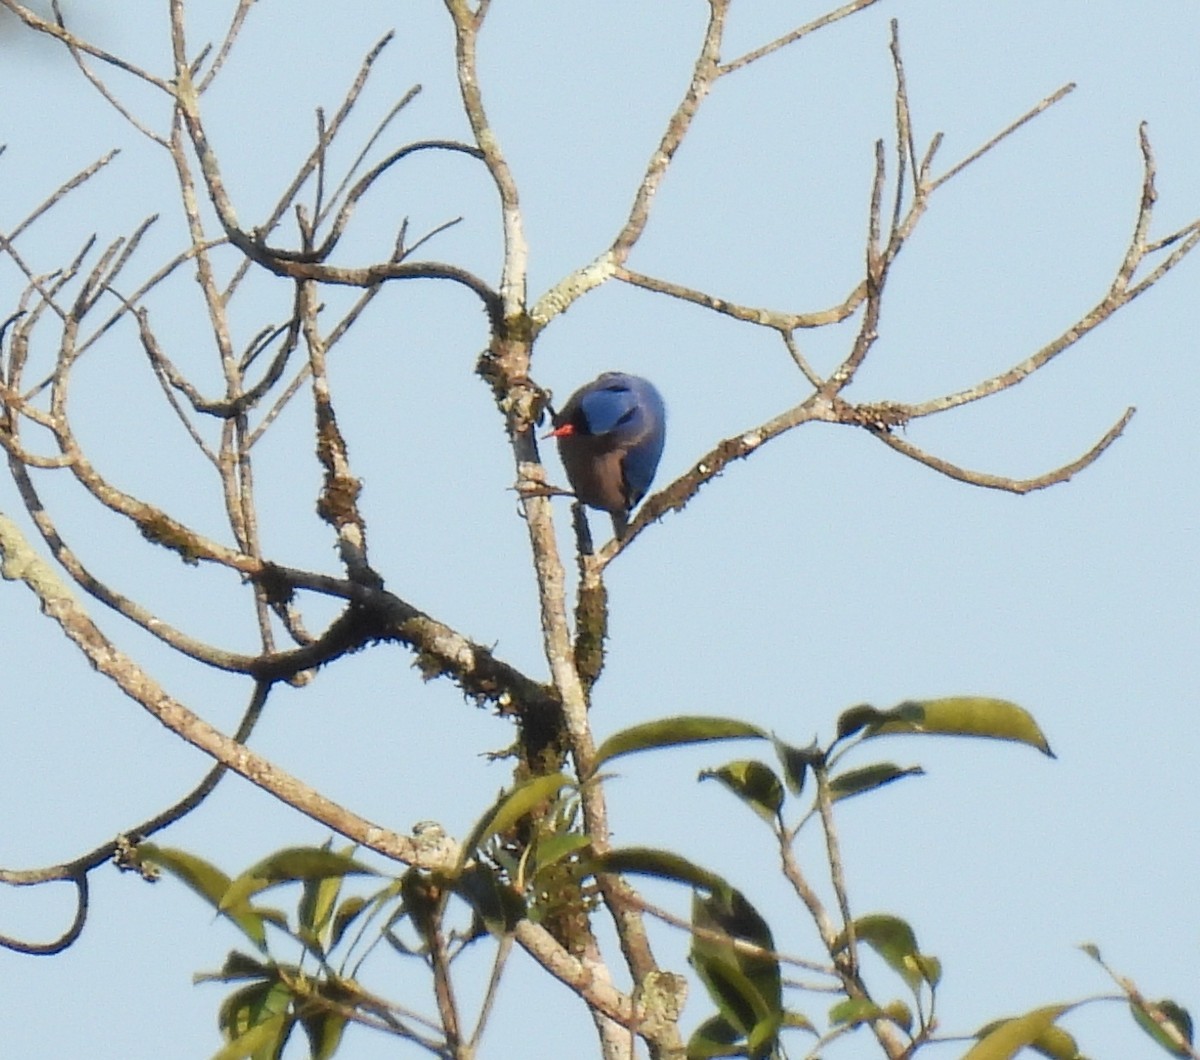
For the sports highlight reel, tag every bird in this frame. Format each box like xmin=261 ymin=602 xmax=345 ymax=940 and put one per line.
xmin=548 ymin=372 xmax=666 ymax=539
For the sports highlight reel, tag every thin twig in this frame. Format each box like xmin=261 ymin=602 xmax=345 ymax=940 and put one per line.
xmin=300 ymin=279 xmax=373 ymax=580
xmin=0 ymin=875 xmax=88 ymax=955
xmin=0 ymin=512 xmax=429 ymax=866
xmin=531 ymin=0 xmax=730 ymax=325
xmin=1088 ymin=952 xmax=1200 ymax=1060
xmin=888 ymin=21 xmax=916 ymax=236
xmin=599 ymin=397 xmax=827 ymax=565
xmin=5 ymin=455 xmax=263 ymax=666
xmin=51 ymin=0 xmax=167 ymax=145
xmin=5 ymin=150 xmax=121 ymax=244
xmin=814 ymin=768 xmax=856 ymax=975
xmin=309 ymin=140 xmax=483 ymax=261
xmin=869 ymin=408 xmax=1136 ymax=494
xmin=616 ymin=266 xmax=866 ymax=332
xmin=621 ymin=888 xmax=835 ymax=975
xmin=828 ymin=139 xmax=887 ymax=391
xmin=76 ymin=236 xmax=229 ymax=355
xmin=719 ymin=0 xmax=886 ymax=76
xmin=467 ymin=936 xmax=512 ymax=1053
xmin=930 ymin=82 xmax=1076 ymax=192
xmin=612 ymin=1 xmax=727 ymax=262
xmin=315 ymin=91 xmax=435 ymax=227
xmin=196 ymin=0 xmax=257 ymax=93
xmin=0 ymin=0 xmax=172 ymax=91
xmin=443 ymin=0 xmax=527 ymax=315
xmin=0 ymin=685 xmax=269 ymax=953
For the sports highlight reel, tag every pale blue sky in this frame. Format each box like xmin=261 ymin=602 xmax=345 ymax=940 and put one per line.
xmin=1 ymin=2 xmax=1197 ymax=1057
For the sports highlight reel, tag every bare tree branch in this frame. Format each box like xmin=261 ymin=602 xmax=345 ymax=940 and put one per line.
xmin=615 ymin=265 xmax=866 ymax=332
xmin=0 ymin=512 xmax=428 ymax=867
xmin=929 ymin=81 xmax=1077 ymax=192
xmin=4 ymin=150 xmax=121 ymax=245
xmin=442 ymin=0 xmax=528 ymax=317
xmin=0 ymin=680 xmax=269 ymax=955
xmin=868 ymin=408 xmax=1136 ymax=494
xmin=0 ymin=0 xmax=172 ymax=91
xmin=195 ymin=0 xmax=256 ymax=94
xmin=2 ymin=6 xmax=1195 ymax=1057
xmin=531 ymin=0 xmax=730 ymax=326
xmin=49 ymin=1 xmax=168 ymax=144
xmin=0 ymin=875 xmax=88 ymax=955
xmin=719 ymin=0 xmax=887 ymax=76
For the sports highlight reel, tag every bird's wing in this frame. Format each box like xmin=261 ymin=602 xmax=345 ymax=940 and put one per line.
xmin=620 ymin=426 xmax=666 ymax=507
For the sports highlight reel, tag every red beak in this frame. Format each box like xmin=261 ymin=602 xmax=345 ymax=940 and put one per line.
xmin=545 ymin=423 xmax=575 ymax=439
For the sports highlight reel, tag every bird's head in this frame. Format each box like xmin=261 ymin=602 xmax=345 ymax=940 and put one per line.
xmin=548 ymin=372 xmax=655 ymax=443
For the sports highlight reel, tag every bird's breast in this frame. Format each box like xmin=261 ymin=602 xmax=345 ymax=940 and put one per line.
xmin=558 ymin=437 xmax=630 ymax=515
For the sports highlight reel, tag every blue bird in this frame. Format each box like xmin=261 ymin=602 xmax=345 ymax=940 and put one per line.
xmin=548 ymin=372 xmax=666 ymax=539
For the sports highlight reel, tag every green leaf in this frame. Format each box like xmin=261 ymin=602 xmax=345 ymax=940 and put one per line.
xmin=458 ymin=773 xmax=574 ymax=869
xmin=138 ymin=844 xmax=268 ymax=950
xmin=300 ymin=1012 xmax=347 ymax=1060
xmin=835 ymin=914 xmax=936 ymax=993
xmin=883 ymin=999 xmax=914 ymax=1033
xmin=1079 ymin=942 xmax=1191 ymax=1056
xmin=829 ymin=762 xmax=925 ymax=802
xmin=770 ymin=735 xmax=822 ymax=795
xmin=210 ymin=1012 xmax=289 ymax=1060
xmin=693 ymin=890 xmax=778 ymax=975
xmin=329 ymin=895 xmax=369 ymax=952
xmin=1029 ymin=1025 xmax=1084 ymax=1060
xmin=593 ymin=716 xmax=766 ymax=772
xmin=530 ymin=832 xmax=591 ymax=876
xmin=745 ymin=1011 xmax=784 ymax=1060
xmin=974 ymin=1021 xmax=1084 ymax=1060
xmin=686 ymin=1014 xmax=743 ymax=1059
xmin=963 ymin=1005 xmax=1072 ymax=1060
xmin=863 ymin=697 xmax=1054 ymax=756
xmin=327 ymin=878 xmax=402 ymax=957
xmin=782 ymin=1010 xmax=817 ymax=1034
xmin=218 ymin=981 xmax=274 ymax=1038
xmin=830 ymin=997 xmax=885 ymax=1026
xmin=1131 ymin=998 xmax=1194 ymax=1057
xmin=836 ymin=704 xmax=885 ymax=740
xmin=454 ymin=862 xmax=525 ymax=935
xmin=137 ymin=844 xmax=230 ymax=907
xmin=691 ymin=889 xmax=782 ymax=1058
xmin=699 ymin=760 xmax=784 ymax=821
xmin=215 ymin=978 xmax=293 ymax=1060
xmin=692 ymin=950 xmax=771 ymax=1041
xmin=195 ymin=951 xmax=274 ymax=985
xmin=220 ymin=849 xmax=376 ymax=917
xmin=221 ymin=848 xmax=376 ymax=913
xmin=590 ymin=847 xmax=731 ymax=898
xmin=913 ymin=953 xmax=942 ymax=989
xmin=298 ymin=841 xmax=356 ymax=949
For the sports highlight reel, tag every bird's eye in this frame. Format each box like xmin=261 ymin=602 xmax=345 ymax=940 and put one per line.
xmin=616 ymin=408 xmax=637 ymax=426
